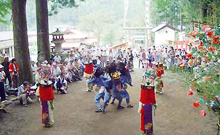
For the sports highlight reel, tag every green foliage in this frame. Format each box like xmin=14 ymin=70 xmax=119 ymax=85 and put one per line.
xmin=48 ymin=0 xmax=85 ymax=16
xmin=151 ymin=0 xmax=181 ymax=27
xmin=151 ymin=0 xmax=220 ymax=30
xmin=0 ymin=0 xmax=11 ymax=24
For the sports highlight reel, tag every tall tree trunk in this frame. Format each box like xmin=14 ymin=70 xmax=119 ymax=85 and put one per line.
xmin=36 ymin=0 xmax=50 ymax=63
xmin=11 ymin=0 xmax=33 ymax=84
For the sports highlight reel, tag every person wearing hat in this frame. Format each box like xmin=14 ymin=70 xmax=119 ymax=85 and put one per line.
xmin=0 ymin=65 xmax=6 ymax=102
xmin=9 ymin=58 xmax=19 ymax=89
xmin=2 ymin=56 xmax=12 ymax=88
xmin=17 ymin=81 xmax=32 ymax=107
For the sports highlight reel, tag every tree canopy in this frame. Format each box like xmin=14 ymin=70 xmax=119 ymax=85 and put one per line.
xmin=49 ymin=0 xmax=85 ymax=15
xmin=151 ymin=0 xmax=220 ymax=31
xmin=0 ymin=0 xmax=11 ymax=24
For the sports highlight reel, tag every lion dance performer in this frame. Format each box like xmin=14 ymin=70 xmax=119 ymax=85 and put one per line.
xmin=105 ymin=62 xmax=133 ymax=109
xmin=84 ymin=58 xmax=94 ymax=92
xmin=156 ymin=63 xmax=164 ymax=94
xmin=139 ymin=66 xmax=157 ymax=135
xmin=88 ymin=66 xmax=111 ymax=114
xmin=39 ymin=62 xmax=55 ymax=127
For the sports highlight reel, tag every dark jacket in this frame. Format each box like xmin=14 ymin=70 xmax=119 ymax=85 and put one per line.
xmin=2 ymin=61 xmax=10 ymax=74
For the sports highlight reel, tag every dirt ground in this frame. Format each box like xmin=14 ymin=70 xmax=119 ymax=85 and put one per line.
xmin=0 ymin=64 xmax=217 ymax=135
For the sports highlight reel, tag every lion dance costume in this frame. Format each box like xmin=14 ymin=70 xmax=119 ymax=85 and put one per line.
xmin=156 ymin=64 xmax=164 ymax=94
xmin=139 ymin=67 xmax=157 ymax=135
xmin=39 ymin=61 xmax=55 ymax=127
xmin=84 ymin=60 xmax=94 ymax=92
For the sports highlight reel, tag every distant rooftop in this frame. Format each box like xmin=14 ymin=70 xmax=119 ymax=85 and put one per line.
xmin=151 ymin=22 xmax=179 ymax=32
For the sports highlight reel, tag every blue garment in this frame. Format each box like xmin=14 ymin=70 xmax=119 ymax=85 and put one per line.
xmin=56 ymin=77 xmax=66 ymax=89
xmin=94 ymin=89 xmax=111 ymax=110
xmin=88 ymin=76 xmax=110 ymax=87
xmin=170 ymin=58 xmax=175 ymax=65
xmin=93 ymin=75 xmax=131 ymax=108
xmin=120 ymin=90 xmax=130 ymax=104
xmin=120 ymin=74 xmax=132 ymax=86
xmin=94 ymin=92 xmax=104 ymax=110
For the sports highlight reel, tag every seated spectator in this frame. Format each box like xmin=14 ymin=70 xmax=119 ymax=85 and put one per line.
xmin=67 ymin=60 xmax=81 ymax=81
xmin=74 ymin=58 xmax=84 ymax=76
xmin=17 ymin=81 xmax=32 ymax=107
xmin=53 ymin=53 xmax=62 ymax=64
xmin=51 ymin=63 xmax=61 ymax=81
xmin=64 ymin=53 xmax=74 ymax=63
xmin=61 ymin=62 xmax=72 ymax=83
xmin=54 ymin=73 xmax=68 ymax=94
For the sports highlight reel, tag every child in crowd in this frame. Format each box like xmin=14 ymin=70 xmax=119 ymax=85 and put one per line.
xmin=55 ymin=73 xmax=68 ymax=94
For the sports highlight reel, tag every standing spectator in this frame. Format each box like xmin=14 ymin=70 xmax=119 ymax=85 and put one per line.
xmin=102 ymin=50 xmax=108 ymax=67
xmin=162 ymin=48 xmax=169 ymax=69
xmin=91 ymin=50 xmax=97 ymax=65
xmin=2 ymin=56 xmax=12 ymax=88
xmin=115 ymin=49 xmax=122 ymax=60
xmin=31 ymin=61 xmax=37 ymax=83
xmin=122 ymin=50 xmax=127 ymax=61
xmin=0 ymin=65 xmax=6 ymax=102
xmin=0 ymin=53 xmax=5 ymax=63
xmin=169 ymin=47 xmax=175 ymax=66
xmin=138 ymin=49 xmax=143 ymax=68
xmin=176 ymin=49 xmax=181 ymax=56
xmin=108 ymin=49 xmax=114 ymax=63
xmin=155 ymin=50 xmax=161 ymax=63
xmin=147 ymin=49 xmax=153 ymax=62
xmin=129 ymin=50 xmax=134 ymax=70
xmin=17 ymin=81 xmax=32 ymax=107
xmin=141 ymin=49 xmax=146 ymax=68
xmin=126 ymin=51 xmax=130 ymax=65
xmin=181 ymin=48 xmax=186 ymax=58
xmin=9 ymin=58 xmax=19 ymax=89
xmin=152 ymin=46 xmax=156 ymax=60
xmin=53 ymin=53 xmax=62 ymax=64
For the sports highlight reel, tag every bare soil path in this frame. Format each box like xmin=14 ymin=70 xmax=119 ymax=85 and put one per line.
xmin=0 ymin=67 xmax=217 ymax=135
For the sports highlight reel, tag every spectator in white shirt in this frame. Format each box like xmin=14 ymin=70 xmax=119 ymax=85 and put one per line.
xmin=65 ymin=54 xmax=74 ymax=63
xmin=17 ymin=81 xmax=32 ymax=107
xmin=53 ymin=53 xmax=62 ymax=64
xmin=52 ymin=63 xmax=61 ymax=79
